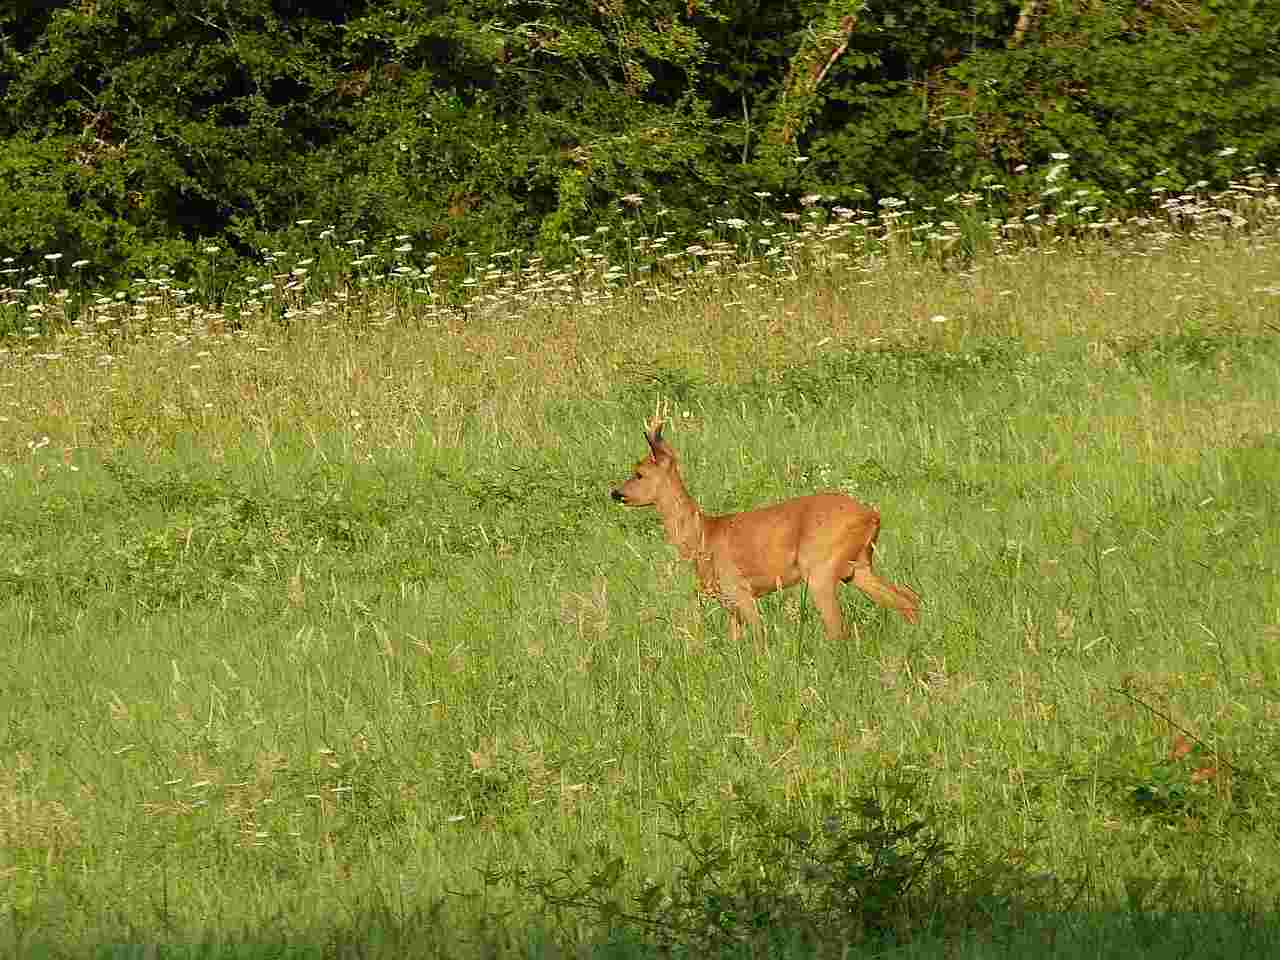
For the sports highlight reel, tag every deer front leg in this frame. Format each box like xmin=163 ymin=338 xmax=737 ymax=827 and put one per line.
xmin=733 ymin=588 xmax=765 ymax=641
xmin=727 ymin=607 xmax=742 ymax=644
xmin=720 ymin=584 xmax=762 ymax=644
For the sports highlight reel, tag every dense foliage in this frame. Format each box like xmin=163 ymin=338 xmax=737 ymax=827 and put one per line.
xmin=1 ymin=0 xmax=1277 ymax=286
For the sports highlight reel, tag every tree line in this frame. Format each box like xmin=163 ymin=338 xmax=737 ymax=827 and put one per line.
xmin=1 ymin=0 xmax=1277 ymax=287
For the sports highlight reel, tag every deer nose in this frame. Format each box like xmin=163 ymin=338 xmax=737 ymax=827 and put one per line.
xmin=610 ymin=489 xmax=625 ymax=502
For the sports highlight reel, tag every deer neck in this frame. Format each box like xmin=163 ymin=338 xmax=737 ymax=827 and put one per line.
xmin=653 ymin=468 xmax=709 ymax=565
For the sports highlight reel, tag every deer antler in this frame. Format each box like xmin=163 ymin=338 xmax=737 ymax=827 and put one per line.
xmin=646 ymin=398 xmax=670 ymax=443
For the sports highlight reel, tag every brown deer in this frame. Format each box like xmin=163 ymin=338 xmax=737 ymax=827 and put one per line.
xmin=611 ymin=419 xmax=920 ymax=642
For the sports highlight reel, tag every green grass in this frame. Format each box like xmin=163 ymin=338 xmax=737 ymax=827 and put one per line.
xmin=2 ymin=188 xmax=1280 ymax=957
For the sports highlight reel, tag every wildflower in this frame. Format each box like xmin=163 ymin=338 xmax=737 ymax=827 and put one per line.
xmin=621 ymin=193 xmax=644 ymax=207
xmin=72 ymin=259 xmax=90 ymax=269
xmin=1050 ymin=152 xmax=1071 ymax=161
xmin=44 ymin=253 xmax=63 ymax=262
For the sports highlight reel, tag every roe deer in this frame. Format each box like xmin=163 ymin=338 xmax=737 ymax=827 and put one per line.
xmin=611 ymin=419 xmax=920 ymax=642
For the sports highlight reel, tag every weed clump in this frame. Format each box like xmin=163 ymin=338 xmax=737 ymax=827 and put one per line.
xmin=486 ymin=777 xmax=1060 ymax=955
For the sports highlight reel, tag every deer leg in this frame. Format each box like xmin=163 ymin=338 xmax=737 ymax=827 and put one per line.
xmin=838 ymin=523 xmax=921 ymax=625
xmin=851 ymin=565 xmax=921 ymax=624
xmin=734 ymin=589 xmax=765 ymax=640
xmin=807 ymin=574 xmax=846 ymax=641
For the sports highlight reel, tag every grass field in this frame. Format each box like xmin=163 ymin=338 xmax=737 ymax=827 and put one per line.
xmin=2 ymin=183 xmax=1280 ymax=957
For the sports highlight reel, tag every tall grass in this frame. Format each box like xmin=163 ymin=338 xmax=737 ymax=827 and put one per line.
xmin=2 ymin=167 xmax=1279 ymax=957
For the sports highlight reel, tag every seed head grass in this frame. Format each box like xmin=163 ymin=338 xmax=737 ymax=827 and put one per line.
xmin=1 ymin=170 xmax=1279 ymax=957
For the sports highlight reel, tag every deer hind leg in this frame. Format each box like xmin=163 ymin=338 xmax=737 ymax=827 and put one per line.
xmin=841 ymin=515 xmax=921 ymax=625
xmin=851 ymin=566 xmax=921 ymax=624
xmin=806 ymin=572 xmax=846 ymax=641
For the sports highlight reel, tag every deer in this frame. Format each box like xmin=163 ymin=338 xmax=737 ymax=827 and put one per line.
xmin=611 ymin=419 xmax=920 ymax=642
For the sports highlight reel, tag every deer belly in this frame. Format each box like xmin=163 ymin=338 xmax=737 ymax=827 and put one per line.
xmin=738 ymin=561 xmax=804 ymax=596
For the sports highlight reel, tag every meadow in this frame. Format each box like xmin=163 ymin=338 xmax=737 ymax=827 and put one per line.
xmin=2 ymin=175 xmax=1279 ymax=957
